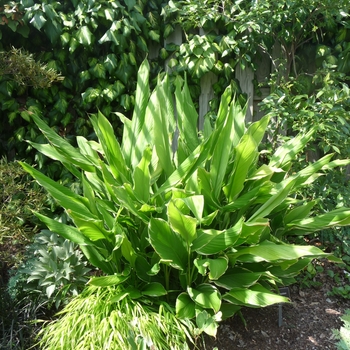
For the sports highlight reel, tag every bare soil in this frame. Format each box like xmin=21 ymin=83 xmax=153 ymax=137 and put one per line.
xmin=202 ymin=261 xmax=350 ymax=350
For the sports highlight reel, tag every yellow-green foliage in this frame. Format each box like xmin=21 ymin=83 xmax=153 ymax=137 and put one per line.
xmin=0 ymin=47 xmax=63 ymax=89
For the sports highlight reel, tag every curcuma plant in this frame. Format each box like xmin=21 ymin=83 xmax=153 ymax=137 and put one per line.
xmin=21 ymin=60 xmax=350 ymax=344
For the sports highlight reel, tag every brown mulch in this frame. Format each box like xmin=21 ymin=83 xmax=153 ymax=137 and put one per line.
xmin=201 ymin=261 xmax=350 ymax=350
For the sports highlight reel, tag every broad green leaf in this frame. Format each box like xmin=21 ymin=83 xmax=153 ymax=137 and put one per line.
xmin=31 ymin=13 xmax=47 ymax=31
xmin=33 ymin=213 xmax=114 ymax=274
xmin=121 ymin=235 xmax=137 ymax=266
xmin=168 ymin=200 xmax=197 ymax=246
xmin=88 ymin=274 xmax=129 ymax=287
xmin=176 ymin=293 xmax=196 ymax=319
xmin=99 ymin=21 xmax=121 ymax=45
xmin=197 ymin=168 xmax=220 ymax=209
xmin=174 ymin=76 xmax=199 ymax=154
xmin=196 ymin=310 xmax=219 ymax=337
xmin=182 ymin=195 xmax=204 ymax=224
xmin=268 ymin=259 xmax=312 ymax=279
xmin=133 ymin=146 xmax=152 ymax=203
xmin=248 ymin=178 xmax=296 ymax=221
xmin=20 ymin=162 xmax=92 ymax=217
xmin=269 ymin=127 xmax=316 ymax=170
xmin=187 ymin=283 xmax=221 ymax=313
xmin=284 ymin=201 xmax=316 ymax=225
xmin=234 ymin=219 xmax=270 ymax=246
xmin=91 ymin=112 xmax=130 ymax=184
xmin=141 ymin=282 xmax=167 ymax=297
xmin=210 ymin=98 xmax=234 ymax=199
xmin=194 ymin=256 xmax=228 ymax=280
xmin=68 ymin=211 xmax=109 ymax=241
xmin=215 ymin=268 xmax=263 ymax=290
xmin=112 ymin=185 xmax=149 ymax=223
xmin=33 ymin=212 xmax=92 ymax=246
xmin=26 ymin=141 xmax=81 ymax=179
xmin=155 ymin=138 xmax=211 ymax=196
xmin=230 ymin=240 xmax=330 ymax=263
xmin=285 ymin=208 xmax=350 ymax=235
xmin=152 ymin=76 xmax=175 ymax=176
xmin=231 ymin=100 xmax=246 ymax=146
xmin=123 ymin=59 xmax=150 ymax=168
xmin=220 ymin=303 xmax=241 ymax=320
xmin=224 ymin=116 xmax=269 ymax=201
xmin=28 ymin=113 xmax=95 ymax=172
xmin=192 ymin=218 xmax=243 ymax=255
xmin=223 ymin=285 xmax=289 ymax=307
xmin=148 ymin=218 xmax=188 ymax=270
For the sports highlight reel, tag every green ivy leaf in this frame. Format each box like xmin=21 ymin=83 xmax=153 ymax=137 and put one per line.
xmin=30 ymin=13 xmax=47 ymax=31
xmin=77 ymin=25 xmax=93 ymax=45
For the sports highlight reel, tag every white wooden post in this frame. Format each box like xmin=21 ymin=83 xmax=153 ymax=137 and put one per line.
xmin=198 ymin=28 xmax=218 ymax=130
xmin=235 ymin=64 xmax=254 ymax=123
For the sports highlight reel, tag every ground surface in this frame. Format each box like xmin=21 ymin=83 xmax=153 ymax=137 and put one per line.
xmin=201 ymin=261 xmax=350 ymax=350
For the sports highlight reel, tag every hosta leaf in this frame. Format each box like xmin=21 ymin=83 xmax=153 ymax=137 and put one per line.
xmin=33 ymin=213 xmax=114 ymax=274
xmin=133 ymin=146 xmax=152 ymax=203
xmin=192 ymin=218 xmax=243 ymax=255
xmin=268 ymin=259 xmax=312 ymax=279
xmin=284 ymin=201 xmax=316 ymax=225
xmin=68 ymin=211 xmax=109 ymax=241
xmin=182 ymin=195 xmax=204 ymax=224
xmin=141 ymin=282 xmax=167 ymax=297
xmin=112 ymin=186 xmax=149 ymax=223
xmin=168 ymin=200 xmax=197 ymax=246
xmin=176 ymin=293 xmax=196 ymax=319
xmin=220 ymin=303 xmax=241 ymax=320
xmin=285 ymin=208 xmax=350 ymax=235
xmin=223 ymin=285 xmax=289 ymax=307
xmin=26 ymin=142 xmax=81 ymax=179
xmin=230 ymin=240 xmax=330 ymax=263
xmin=196 ymin=310 xmax=219 ymax=337
xmin=89 ymin=274 xmax=129 ymax=287
xmin=187 ymin=283 xmax=221 ymax=313
xmin=215 ymin=269 xmax=262 ymax=290
xmin=194 ymin=256 xmax=228 ymax=280
xmin=149 ymin=218 xmax=188 ymax=270
xmin=155 ymin=138 xmax=211 ymax=196
xmin=224 ymin=116 xmax=269 ymax=202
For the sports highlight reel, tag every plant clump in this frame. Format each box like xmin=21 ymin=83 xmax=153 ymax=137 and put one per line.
xmin=21 ymin=61 xmax=350 ymax=348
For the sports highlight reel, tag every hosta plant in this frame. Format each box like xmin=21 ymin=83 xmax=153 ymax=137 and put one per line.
xmin=21 ymin=60 xmax=350 ymax=346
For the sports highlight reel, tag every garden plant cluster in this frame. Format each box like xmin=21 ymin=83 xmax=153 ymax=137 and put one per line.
xmin=1 ymin=0 xmax=350 ymax=349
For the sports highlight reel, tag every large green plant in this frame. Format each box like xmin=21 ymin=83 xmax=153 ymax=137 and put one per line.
xmin=21 ymin=61 xmax=350 ymax=340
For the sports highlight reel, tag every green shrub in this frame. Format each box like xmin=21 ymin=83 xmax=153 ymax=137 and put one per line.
xmin=0 ymin=158 xmax=47 ymax=268
xmin=21 ymin=61 xmax=350 ymax=345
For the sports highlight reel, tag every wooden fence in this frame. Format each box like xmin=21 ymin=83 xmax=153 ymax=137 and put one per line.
xmin=150 ymin=26 xmax=276 ymax=128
